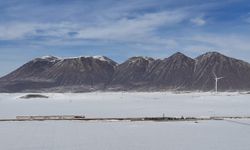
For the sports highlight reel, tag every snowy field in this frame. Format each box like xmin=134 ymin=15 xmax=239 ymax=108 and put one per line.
xmin=1 ymin=120 xmax=250 ymax=150
xmin=0 ymin=92 xmax=250 ymax=119
xmin=0 ymin=92 xmax=250 ymax=150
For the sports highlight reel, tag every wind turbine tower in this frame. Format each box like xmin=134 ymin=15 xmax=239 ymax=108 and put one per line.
xmin=213 ymin=72 xmax=224 ymax=93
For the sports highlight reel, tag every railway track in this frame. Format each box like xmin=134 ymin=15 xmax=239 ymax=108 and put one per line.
xmin=0 ymin=115 xmax=250 ymax=122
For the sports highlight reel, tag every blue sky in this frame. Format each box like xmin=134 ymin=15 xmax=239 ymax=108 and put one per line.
xmin=0 ymin=0 xmax=250 ymax=76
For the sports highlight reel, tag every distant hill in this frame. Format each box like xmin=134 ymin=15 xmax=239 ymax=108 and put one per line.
xmin=1 ymin=52 xmax=250 ymax=92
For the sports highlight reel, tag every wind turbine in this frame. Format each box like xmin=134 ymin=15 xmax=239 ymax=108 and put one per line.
xmin=213 ymin=72 xmax=224 ymax=93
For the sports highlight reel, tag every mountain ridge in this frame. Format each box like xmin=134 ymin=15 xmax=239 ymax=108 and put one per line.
xmin=1 ymin=52 xmax=250 ymax=92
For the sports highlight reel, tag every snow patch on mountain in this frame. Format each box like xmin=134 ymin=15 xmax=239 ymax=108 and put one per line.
xmin=37 ymin=55 xmax=116 ymax=65
xmin=128 ymin=56 xmax=154 ymax=63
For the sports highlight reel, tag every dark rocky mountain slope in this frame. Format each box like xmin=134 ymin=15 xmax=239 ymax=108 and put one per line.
xmin=110 ymin=57 xmax=154 ymax=90
xmin=0 ymin=52 xmax=250 ymax=92
xmin=144 ymin=52 xmax=195 ymax=90
xmin=0 ymin=56 xmax=117 ymax=92
xmin=192 ymin=52 xmax=250 ymax=90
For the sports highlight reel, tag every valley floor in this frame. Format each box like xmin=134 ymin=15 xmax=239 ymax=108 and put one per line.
xmin=0 ymin=92 xmax=250 ymax=150
xmin=1 ymin=120 xmax=250 ymax=150
xmin=0 ymin=92 xmax=250 ymax=118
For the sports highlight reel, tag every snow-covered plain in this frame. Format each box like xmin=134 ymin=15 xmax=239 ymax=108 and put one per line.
xmin=0 ymin=92 xmax=250 ymax=119
xmin=0 ymin=92 xmax=250 ymax=150
xmin=1 ymin=120 xmax=250 ymax=150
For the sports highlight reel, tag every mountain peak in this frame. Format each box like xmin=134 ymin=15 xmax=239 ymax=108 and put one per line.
xmin=40 ymin=55 xmax=59 ymax=59
xmin=206 ymin=51 xmax=221 ymax=54
xmin=196 ymin=51 xmax=226 ymax=60
xmin=92 ymin=55 xmax=109 ymax=61
xmin=173 ymin=52 xmax=185 ymax=56
xmin=166 ymin=52 xmax=193 ymax=62
xmin=128 ymin=56 xmax=154 ymax=61
xmin=39 ymin=55 xmax=117 ymax=66
xmin=169 ymin=52 xmax=188 ymax=58
xmin=33 ymin=55 xmax=59 ymax=63
xmin=93 ymin=56 xmax=117 ymax=65
xmin=1 ymin=51 xmax=250 ymax=92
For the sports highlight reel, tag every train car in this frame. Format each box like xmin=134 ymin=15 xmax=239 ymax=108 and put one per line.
xmin=16 ymin=115 xmax=85 ymax=120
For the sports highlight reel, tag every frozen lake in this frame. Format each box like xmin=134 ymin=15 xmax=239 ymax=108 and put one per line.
xmin=0 ymin=92 xmax=250 ymax=119
xmin=1 ymin=119 xmax=250 ymax=150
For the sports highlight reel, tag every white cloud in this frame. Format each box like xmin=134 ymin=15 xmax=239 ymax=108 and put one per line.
xmin=190 ymin=17 xmax=206 ymax=26
xmin=190 ymin=34 xmax=250 ymax=52
xmin=0 ymin=23 xmax=35 ymax=40
xmin=76 ymin=11 xmax=187 ymax=41
xmin=1 ymin=5 xmax=250 ymax=61
xmin=0 ymin=10 xmax=188 ymax=45
xmin=178 ymin=33 xmax=250 ymax=62
xmin=0 ymin=22 xmax=77 ymax=40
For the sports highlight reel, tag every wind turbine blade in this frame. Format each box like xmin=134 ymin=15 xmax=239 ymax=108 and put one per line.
xmin=217 ymin=77 xmax=224 ymax=80
xmin=212 ymin=71 xmax=217 ymax=78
